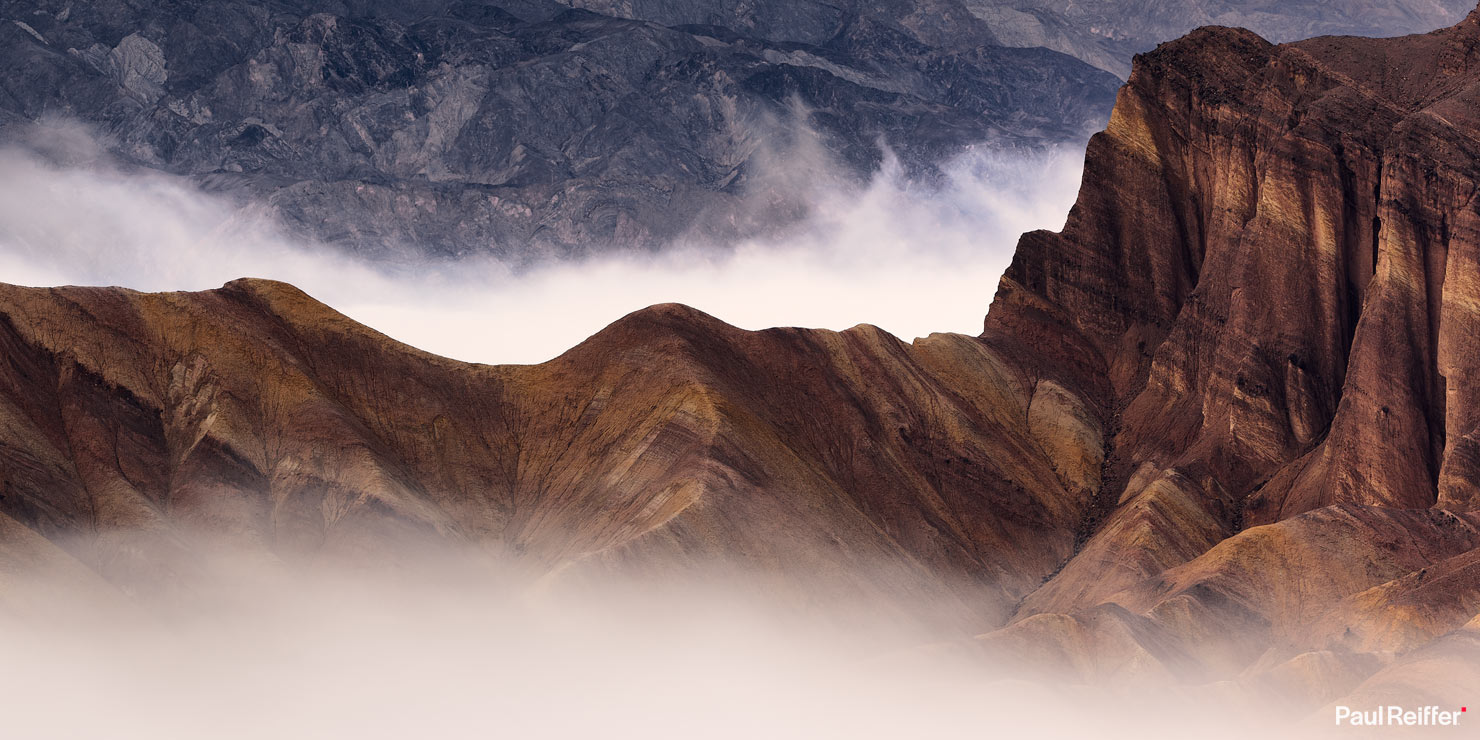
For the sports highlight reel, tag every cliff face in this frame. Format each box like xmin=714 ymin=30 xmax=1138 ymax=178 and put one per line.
xmin=1002 ymin=0 xmax=1474 ymax=77
xmin=5 ymin=3 xmax=1480 ymax=717
xmin=967 ymin=6 xmax=1480 ymax=697
xmin=989 ymin=9 xmax=1480 ymax=602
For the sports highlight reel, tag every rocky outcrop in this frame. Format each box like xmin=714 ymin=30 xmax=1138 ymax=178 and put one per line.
xmin=988 ymin=9 xmax=1480 ymax=610
xmin=961 ymin=5 xmax=1480 ymax=710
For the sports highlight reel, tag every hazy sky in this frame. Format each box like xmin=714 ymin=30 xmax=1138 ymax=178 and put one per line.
xmin=0 ymin=123 xmax=1084 ymax=364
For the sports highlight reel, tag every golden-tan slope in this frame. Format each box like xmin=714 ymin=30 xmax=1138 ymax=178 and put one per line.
xmin=0 ymin=278 xmax=1101 ymax=627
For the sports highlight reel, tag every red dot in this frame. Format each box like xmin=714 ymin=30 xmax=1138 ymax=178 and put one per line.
xmin=1463 ymin=707 xmax=1468 ymax=713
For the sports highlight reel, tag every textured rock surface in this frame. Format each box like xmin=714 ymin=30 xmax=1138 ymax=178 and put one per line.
xmin=552 ymin=0 xmax=1476 ymax=78
xmin=1003 ymin=0 xmax=1474 ymax=77
xmin=990 ymin=9 xmax=1480 ymax=610
xmin=965 ymin=5 xmax=1480 ymax=709
xmin=0 ymin=0 xmax=1119 ymax=258
xmin=2 ymin=1 xmax=1464 ymax=259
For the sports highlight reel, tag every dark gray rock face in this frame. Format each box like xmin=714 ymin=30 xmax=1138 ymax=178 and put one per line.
xmin=0 ymin=0 xmax=1119 ymax=259
xmin=552 ymin=1 xmax=1477 ymax=79
xmin=6 ymin=0 xmax=1456 ymax=260
xmin=984 ymin=0 xmax=1475 ymax=77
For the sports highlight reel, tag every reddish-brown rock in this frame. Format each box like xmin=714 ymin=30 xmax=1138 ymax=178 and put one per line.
xmin=962 ymin=6 xmax=1480 ymax=711
xmin=0 ymin=279 xmax=1099 ymax=627
xmin=987 ymin=5 xmax=1480 ymax=623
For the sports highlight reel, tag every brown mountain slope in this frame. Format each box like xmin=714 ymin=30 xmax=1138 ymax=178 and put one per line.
xmin=990 ymin=7 xmax=1480 ymax=623
xmin=0 ymin=278 xmax=1103 ymax=626
xmin=960 ymin=4 xmax=1480 ymax=707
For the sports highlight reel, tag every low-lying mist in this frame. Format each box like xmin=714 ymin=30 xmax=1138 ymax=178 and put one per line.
xmin=0 ymin=120 xmax=1084 ymax=364
xmin=0 ymin=547 xmax=1278 ymax=740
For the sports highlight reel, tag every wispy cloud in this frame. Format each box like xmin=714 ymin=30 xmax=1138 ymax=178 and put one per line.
xmin=0 ymin=120 xmax=1083 ymax=364
xmin=0 ymin=549 xmax=1283 ymax=740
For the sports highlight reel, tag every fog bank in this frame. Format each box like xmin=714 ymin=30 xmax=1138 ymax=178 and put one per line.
xmin=0 ymin=555 xmax=1277 ymax=740
xmin=0 ymin=122 xmax=1083 ymax=364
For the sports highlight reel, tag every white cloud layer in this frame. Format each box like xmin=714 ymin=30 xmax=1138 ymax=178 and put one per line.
xmin=0 ymin=124 xmax=1084 ymax=364
xmin=0 ymin=555 xmax=1279 ymax=740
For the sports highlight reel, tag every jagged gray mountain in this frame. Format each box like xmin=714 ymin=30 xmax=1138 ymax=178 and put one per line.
xmin=1 ymin=0 xmax=1467 ymax=259
xmin=0 ymin=0 xmax=1118 ymax=259
xmin=555 ymin=1 xmax=1477 ymax=77
xmin=995 ymin=0 xmax=1475 ymax=77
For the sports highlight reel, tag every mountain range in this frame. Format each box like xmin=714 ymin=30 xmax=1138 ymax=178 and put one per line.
xmin=1 ymin=0 xmax=1470 ymax=258
xmin=6 ymin=2 xmax=1480 ymax=716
